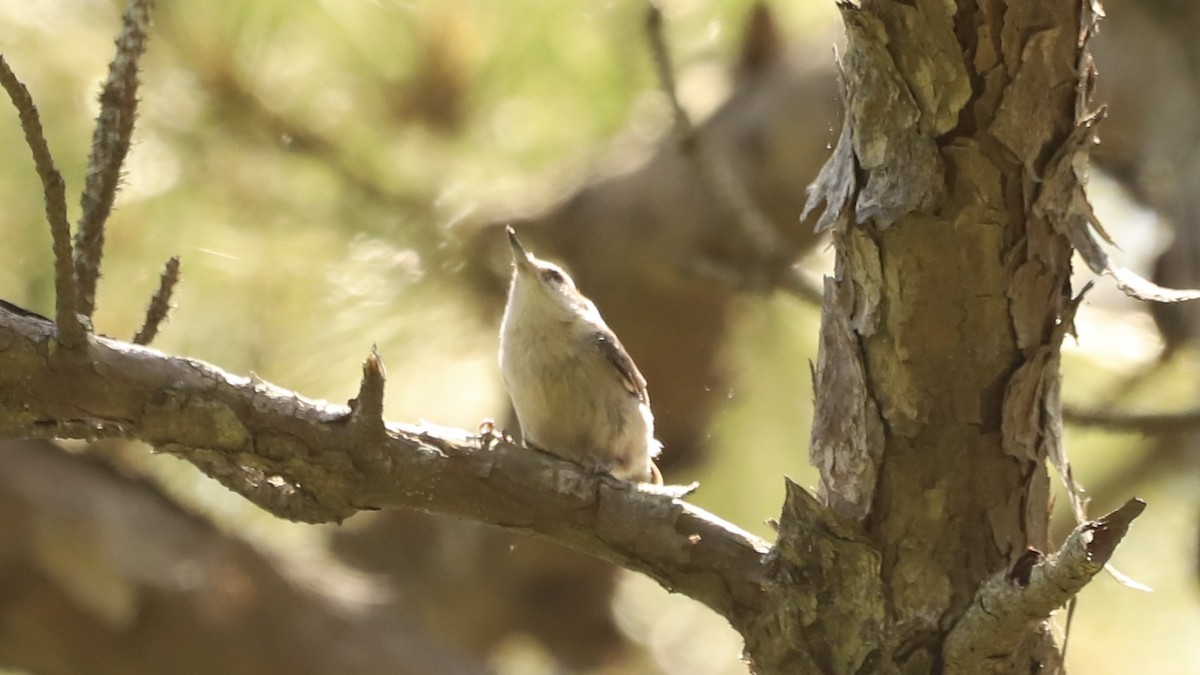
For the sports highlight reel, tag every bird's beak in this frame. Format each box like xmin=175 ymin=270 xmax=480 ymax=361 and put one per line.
xmin=506 ymin=226 xmax=536 ymax=275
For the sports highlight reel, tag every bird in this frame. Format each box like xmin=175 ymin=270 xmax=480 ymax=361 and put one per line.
xmin=499 ymin=226 xmax=663 ymax=484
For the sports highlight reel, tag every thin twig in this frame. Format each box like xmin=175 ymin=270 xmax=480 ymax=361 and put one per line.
xmin=347 ymin=345 xmax=388 ymax=454
xmin=0 ymin=55 xmax=86 ymax=348
xmin=942 ymin=499 xmax=1146 ymax=674
xmin=132 ymin=256 xmax=180 ymax=345
xmin=645 ymin=4 xmax=696 ymax=144
xmin=1062 ymin=404 xmax=1200 ymax=433
xmin=75 ymin=0 xmax=155 ymax=319
xmin=210 ymin=69 xmax=429 ymax=214
xmin=644 ymin=3 xmax=821 ymax=302
xmin=0 ymin=303 xmax=772 ymax=621
xmin=1059 ymin=596 xmax=1078 ymax=674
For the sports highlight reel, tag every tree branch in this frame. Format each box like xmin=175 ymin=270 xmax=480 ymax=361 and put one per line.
xmin=942 ymin=498 xmax=1146 ymax=675
xmin=75 ymin=0 xmax=154 ymax=319
xmin=1063 ymin=403 xmax=1200 ymax=433
xmin=0 ymin=55 xmax=85 ymax=348
xmin=132 ymin=255 xmax=180 ymax=345
xmin=0 ymin=304 xmax=771 ymax=622
xmin=643 ymin=3 xmax=823 ymax=303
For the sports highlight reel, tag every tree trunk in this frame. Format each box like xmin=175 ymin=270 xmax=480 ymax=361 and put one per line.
xmin=741 ymin=0 xmax=1090 ymax=671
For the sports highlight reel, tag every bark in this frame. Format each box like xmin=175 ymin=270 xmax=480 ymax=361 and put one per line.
xmin=786 ymin=0 xmax=1115 ymax=672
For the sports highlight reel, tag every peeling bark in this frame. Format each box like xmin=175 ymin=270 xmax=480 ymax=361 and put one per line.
xmin=795 ymin=0 xmax=1130 ymax=671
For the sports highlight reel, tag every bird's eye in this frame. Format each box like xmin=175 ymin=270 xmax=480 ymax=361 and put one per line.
xmin=541 ymin=268 xmax=565 ymax=284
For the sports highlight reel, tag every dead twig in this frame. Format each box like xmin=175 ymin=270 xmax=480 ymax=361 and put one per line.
xmin=75 ymin=0 xmax=155 ymax=319
xmin=1062 ymin=404 xmax=1200 ymax=433
xmin=943 ymin=499 xmax=1146 ymax=674
xmin=0 ymin=55 xmax=86 ymax=347
xmin=643 ymin=3 xmax=823 ymax=303
xmin=132 ymin=256 xmax=180 ymax=345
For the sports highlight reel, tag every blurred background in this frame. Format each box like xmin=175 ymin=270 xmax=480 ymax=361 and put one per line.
xmin=0 ymin=0 xmax=1198 ymax=673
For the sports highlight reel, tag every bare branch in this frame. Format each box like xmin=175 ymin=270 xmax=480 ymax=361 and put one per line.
xmin=132 ymin=255 xmax=180 ymax=345
xmin=346 ymin=345 xmax=388 ymax=451
xmin=645 ymin=4 xmax=696 ymax=144
xmin=201 ymin=68 xmax=429 ymax=215
xmin=0 ymin=56 xmax=86 ymax=348
xmin=1063 ymin=404 xmax=1200 ymax=433
xmin=942 ymin=498 xmax=1146 ymax=675
xmin=75 ymin=0 xmax=155 ymax=319
xmin=0 ymin=306 xmax=771 ymax=621
xmin=643 ymin=3 xmax=822 ymax=303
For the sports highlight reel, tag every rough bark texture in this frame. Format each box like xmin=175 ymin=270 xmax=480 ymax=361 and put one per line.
xmin=785 ymin=0 xmax=1093 ymax=672
xmin=942 ymin=498 xmax=1145 ymax=674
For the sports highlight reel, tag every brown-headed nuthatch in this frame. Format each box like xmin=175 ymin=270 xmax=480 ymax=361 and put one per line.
xmin=499 ymin=227 xmax=663 ymax=484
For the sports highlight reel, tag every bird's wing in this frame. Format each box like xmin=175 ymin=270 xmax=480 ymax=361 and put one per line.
xmin=592 ymin=330 xmax=648 ymax=403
